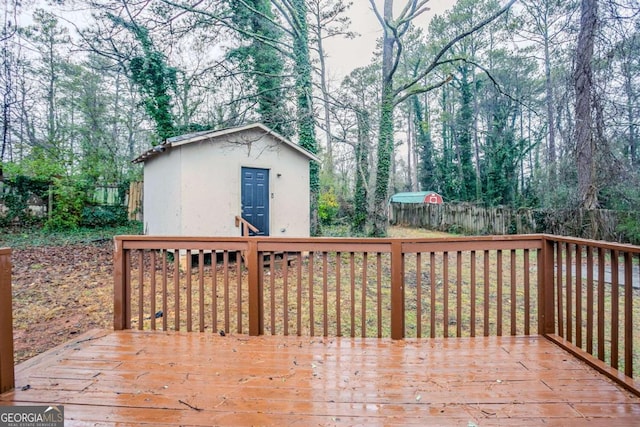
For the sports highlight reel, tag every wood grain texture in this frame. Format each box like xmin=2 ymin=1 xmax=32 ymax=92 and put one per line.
xmin=2 ymin=330 xmax=639 ymax=426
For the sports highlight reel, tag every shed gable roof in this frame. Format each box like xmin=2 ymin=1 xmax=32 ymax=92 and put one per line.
xmin=133 ymin=123 xmax=320 ymax=164
xmin=389 ymin=191 xmax=442 ymax=203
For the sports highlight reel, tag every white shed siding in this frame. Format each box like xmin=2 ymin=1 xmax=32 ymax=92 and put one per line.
xmin=142 ymin=126 xmax=312 ymax=237
xmin=143 ymin=149 xmax=181 ymax=235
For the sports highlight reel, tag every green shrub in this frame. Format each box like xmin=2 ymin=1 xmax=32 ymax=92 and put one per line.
xmin=318 ymin=188 xmax=340 ymax=226
xmin=446 ymin=224 xmax=464 ymax=235
xmin=44 ymin=178 xmax=88 ymax=231
xmin=81 ymin=205 xmax=129 ymax=228
xmin=0 ymin=174 xmax=50 ymax=226
xmin=616 ymin=213 xmax=640 ymax=245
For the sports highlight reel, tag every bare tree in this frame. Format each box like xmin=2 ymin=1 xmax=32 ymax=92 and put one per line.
xmin=308 ymin=0 xmax=355 ymax=174
xmin=368 ymin=0 xmax=516 ymax=236
xmin=519 ymin=0 xmax=576 ymax=184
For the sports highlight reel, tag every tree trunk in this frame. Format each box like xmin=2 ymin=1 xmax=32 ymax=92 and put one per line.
xmin=622 ymin=48 xmax=638 ymax=168
xmin=351 ymin=109 xmax=370 ymax=234
xmin=371 ymin=0 xmax=395 ymax=237
xmin=291 ymin=0 xmax=320 ymax=235
xmin=414 ymin=93 xmax=435 ymax=192
xmin=544 ymin=34 xmax=557 ymax=183
xmin=455 ymin=65 xmax=475 ymax=201
xmin=1 ymin=22 xmax=11 ymax=172
xmin=312 ymin=0 xmax=334 ymax=174
xmin=574 ymin=0 xmax=598 ymax=209
xmin=406 ymin=108 xmax=413 ymax=191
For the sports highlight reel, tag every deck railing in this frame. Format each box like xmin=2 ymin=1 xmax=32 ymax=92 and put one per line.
xmin=0 ymin=248 xmax=14 ymax=394
xmin=542 ymin=236 xmax=640 ymax=391
xmin=113 ymin=234 xmax=639 ymax=393
xmin=113 ymin=235 xmax=544 ymax=338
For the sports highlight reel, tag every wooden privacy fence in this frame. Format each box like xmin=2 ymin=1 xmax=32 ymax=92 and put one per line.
xmin=127 ymin=181 xmax=143 ymax=221
xmin=113 ymin=234 xmax=640 ymax=393
xmin=0 ymin=248 xmax=13 ymax=394
xmin=390 ymin=202 xmax=634 ymax=243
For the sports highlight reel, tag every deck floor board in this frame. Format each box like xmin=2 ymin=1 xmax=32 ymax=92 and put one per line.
xmin=1 ymin=330 xmax=639 ymax=426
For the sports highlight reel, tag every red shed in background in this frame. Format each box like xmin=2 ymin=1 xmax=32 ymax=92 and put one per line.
xmin=389 ymin=191 xmax=443 ymax=205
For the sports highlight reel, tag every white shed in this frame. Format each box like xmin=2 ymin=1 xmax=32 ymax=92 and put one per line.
xmin=133 ymin=123 xmax=319 ymax=237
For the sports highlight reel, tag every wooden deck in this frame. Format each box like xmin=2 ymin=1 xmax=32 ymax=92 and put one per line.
xmin=1 ymin=330 xmax=639 ymax=426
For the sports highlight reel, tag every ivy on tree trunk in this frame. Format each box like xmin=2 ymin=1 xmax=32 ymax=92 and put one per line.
xmin=368 ymin=0 xmax=516 ymax=236
xmin=109 ymin=15 xmax=177 ymax=143
xmin=352 ymin=108 xmax=370 ymax=235
xmin=291 ymin=0 xmax=320 ymax=236
xmin=230 ymin=0 xmax=291 ymax=137
xmin=372 ymin=89 xmax=395 ymax=237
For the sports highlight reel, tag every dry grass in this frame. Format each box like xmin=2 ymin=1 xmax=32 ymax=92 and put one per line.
xmin=128 ymin=245 xmax=540 ymax=339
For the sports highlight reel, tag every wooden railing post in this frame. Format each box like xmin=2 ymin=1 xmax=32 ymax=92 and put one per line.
xmin=390 ymin=241 xmax=405 ymax=340
xmin=539 ymin=236 xmax=556 ymax=335
xmin=0 ymin=248 xmax=14 ymax=393
xmin=113 ymin=238 xmax=130 ymax=330
xmin=235 ymin=216 xmax=259 ymax=236
xmin=247 ymin=239 xmax=263 ymax=336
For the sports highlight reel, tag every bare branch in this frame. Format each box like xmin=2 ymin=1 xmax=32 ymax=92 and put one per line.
xmin=396 ymin=0 xmax=430 ymax=38
xmin=395 ymin=0 xmax=517 ymax=96
xmin=394 ymin=75 xmax=452 ymax=105
xmin=159 ymin=0 xmax=294 ymax=58
xmin=368 ymin=0 xmax=386 ymax=29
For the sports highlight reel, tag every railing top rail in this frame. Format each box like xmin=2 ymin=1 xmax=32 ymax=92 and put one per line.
xmin=0 ymin=248 xmax=10 ymax=255
xmin=114 ymin=234 xmax=639 ymax=254
xmin=116 ymin=237 xmax=249 ymax=251
xmin=542 ymin=234 xmax=640 ymax=254
xmin=114 ymin=234 xmax=548 ymax=253
xmin=402 ymin=238 xmax=543 ymax=252
xmin=114 ymin=233 xmax=547 ymax=244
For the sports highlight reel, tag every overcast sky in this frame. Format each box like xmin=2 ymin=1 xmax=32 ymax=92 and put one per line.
xmin=21 ymin=1 xmax=454 ymax=84
xmin=324 ymin=1 xmax=454 ymax=79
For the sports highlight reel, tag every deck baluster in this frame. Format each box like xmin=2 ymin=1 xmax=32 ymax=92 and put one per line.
xmin=0 ymin=248 xmax=14 ymax=394
xmin=624 ymin=251 xmax=634 ymax=378
xmin=107 ymin=235 xmax=638 ymax=394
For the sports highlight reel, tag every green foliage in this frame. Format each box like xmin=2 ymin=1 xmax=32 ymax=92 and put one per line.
xmin=7 ymin=149 xmax=65 ymax=182
xmin=371 ymin=92 xmax=395 ymax=237
xmin=414 ymin=96 xmax=437 ymax=193
xmin=44 ymin=178 xmax=89 ymax=231
xmin=318 ymin=188 xmax=339 ymax=225
xmin=446 ymin=224 xmax=465 ymax=235
xmin=0 ymin=222 xmax=143 ymax=249
xmin=80 ymin=205 xmax=129 ymax=228
xmin=453 ymin=66 xmax=477 ymax=201
xmin=483 ymin=102 xmax=519 ymax=207
xmin=616 ymin=213 xmax=640 ymax=245
xmin=0 ymin=174 xmax=50 ymax=226
xmin=320 ymin=224 xmax=352 ymax=237
xmin=228 ymin=1 xmax=291 ymax=137
xmin=351 ymin=108 xmax=370 ymax=235
xmin=109 ymin=15 xmax=177 ymax=142
xmin=289 ymin=0 xmax=320 ymax=236
xmin=73 ymin=56 xmax=130 ymax=184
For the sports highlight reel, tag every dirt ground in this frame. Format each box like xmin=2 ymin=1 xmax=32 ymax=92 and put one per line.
xmin=11 ymin=241 xmax=114 ymax=364
xmin=9 ymin=227 xmax=449 ymax=364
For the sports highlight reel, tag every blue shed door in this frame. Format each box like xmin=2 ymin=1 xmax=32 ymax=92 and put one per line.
xmin=241 ymin=167 xmax=269 ymax=236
